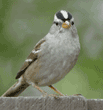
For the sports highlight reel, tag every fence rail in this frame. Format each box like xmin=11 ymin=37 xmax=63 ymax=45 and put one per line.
xmin=0 ymin=96 xmax=103 ymax=110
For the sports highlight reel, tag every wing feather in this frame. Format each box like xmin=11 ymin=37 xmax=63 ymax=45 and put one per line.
xmin=15 ymin=39 xmax=45 ymax=79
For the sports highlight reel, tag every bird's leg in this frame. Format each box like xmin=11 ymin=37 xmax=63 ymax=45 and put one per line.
xmin=48 ymin=85 xmax=82 ymax=97
xmin=48 ymin=85 xmax=64 ymax=96
xmin=32 ymin=84 xmax=48 ymax=96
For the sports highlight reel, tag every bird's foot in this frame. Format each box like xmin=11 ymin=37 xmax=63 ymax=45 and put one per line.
xmin=48 ymin=94 xmax=60 ymax=99
xmin=42 ymin=92 xmax=48 ymax=97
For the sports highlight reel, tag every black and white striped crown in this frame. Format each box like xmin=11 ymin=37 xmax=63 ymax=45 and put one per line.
xmin=54 ymin=10 xmax=73 ymax=22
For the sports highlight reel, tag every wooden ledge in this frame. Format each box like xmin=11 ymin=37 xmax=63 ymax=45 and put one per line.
xmin=0 ymin=96 xmax=103 ymax=110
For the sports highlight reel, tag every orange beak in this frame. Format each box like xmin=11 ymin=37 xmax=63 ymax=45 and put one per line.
xmin=62 ymin=22 xmax=71 ymax=29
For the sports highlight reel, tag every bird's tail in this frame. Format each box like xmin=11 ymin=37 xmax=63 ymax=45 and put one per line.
xmin=1 ymin=79 xmax=29 ymax=97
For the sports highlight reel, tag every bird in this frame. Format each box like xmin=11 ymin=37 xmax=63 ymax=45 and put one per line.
xmin=1 ymin=10 xmax=80 ymax=97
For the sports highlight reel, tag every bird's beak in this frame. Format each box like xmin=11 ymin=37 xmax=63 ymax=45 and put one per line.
xmin=62 ymin=21 xmax=71 ymax=29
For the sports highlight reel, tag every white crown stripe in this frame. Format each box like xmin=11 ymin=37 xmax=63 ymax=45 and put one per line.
xmin=60 ymin=10 xmax=68 ymax=19
xmin=70 ymin=17 xmax=74 ymax=22
xmin=54 ymin=15 xmax=60 ymax=22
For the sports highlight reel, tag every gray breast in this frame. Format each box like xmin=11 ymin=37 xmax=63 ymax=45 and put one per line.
xmin=34 ymin=30 xmax=80 ymax=86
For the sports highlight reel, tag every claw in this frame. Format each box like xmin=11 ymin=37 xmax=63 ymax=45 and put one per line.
xmin=48 ymin=94 xmax=60 ymax=99
xmin=42 ymin=92 xmax=48 ymax=97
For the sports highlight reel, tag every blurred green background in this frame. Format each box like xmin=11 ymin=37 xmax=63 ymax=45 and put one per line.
xmin=0 ymin=0 xmax=103 ymax=99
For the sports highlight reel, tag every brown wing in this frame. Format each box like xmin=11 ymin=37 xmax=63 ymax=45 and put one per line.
xmin=15 ymin=39 xmax=45 ymax=79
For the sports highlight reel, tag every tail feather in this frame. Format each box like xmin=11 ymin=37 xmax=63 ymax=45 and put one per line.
xmin=1 ymin=80 xmax=29 ymax=97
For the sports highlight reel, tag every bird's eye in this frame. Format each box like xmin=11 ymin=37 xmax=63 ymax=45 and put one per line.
xmin=56 ymin=23 xmax=58 ymax=26
xmin=53 ymin=22 xmax=59 ymax=26
xmin=71 ymin=21 xmax=74 ymax=25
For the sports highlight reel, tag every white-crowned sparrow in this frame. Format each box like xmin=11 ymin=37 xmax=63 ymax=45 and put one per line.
xmin=2 ymin=10 xmax=80 ymax=97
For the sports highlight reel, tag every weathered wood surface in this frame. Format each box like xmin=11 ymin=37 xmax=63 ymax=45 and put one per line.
xmin=0 ymin=96 xmax=103 ymax=110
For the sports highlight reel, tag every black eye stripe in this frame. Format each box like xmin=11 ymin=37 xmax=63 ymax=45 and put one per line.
xmin=56 ymin=11 xmax=72 ymax=22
